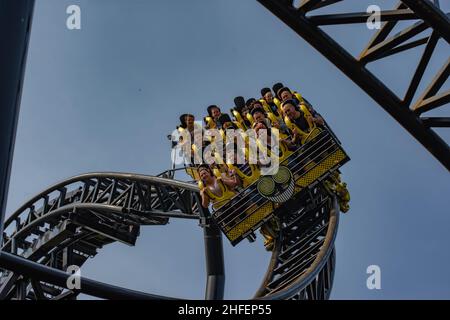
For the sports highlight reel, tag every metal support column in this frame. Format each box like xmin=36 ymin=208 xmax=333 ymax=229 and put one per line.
xmin=0 ymin=0 xmax=35 ymax=244
xmin=195 ymin=194 xmax=225 ymax=300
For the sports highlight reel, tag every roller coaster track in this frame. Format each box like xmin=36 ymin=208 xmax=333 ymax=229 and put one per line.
xmin=0 ymin=172 xmax=339 ymax=300
xmin=0 ymin=0 xmax=343 ymax=301
xmin=258 ymin=0 xmax=450 ymax=171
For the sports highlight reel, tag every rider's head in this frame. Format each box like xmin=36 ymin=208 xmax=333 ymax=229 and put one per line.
xmin=198 ymin=164 xmax=213 ymax=181
xmin=272 ymin=82 xmax=284 ymax=99
xmin=207 ymin=105 xmax=221 ymax=120
xmin=185 ymin=114 xmax=195 ymax=129
xmin=282 ymin=100 xmax=299 ymax=120
xmin=234 ymin=96 xmax=246 ymax=113
xmin=250 ymin=105 xmax=266 ymax=123
xmin=218 ymin=114 xmax=236 ymax=130
xmin=253 ymin=120 xmax=269 ymax=137
xmin=246 ymin=98 xmax=256 ymax=111
xmin=261 ymin=88 xmax=273 ymax=103
xmin=278 ymin=87 xmax=293 ymax=102
xmin=241 ymin=106 xmax=250 ymax=118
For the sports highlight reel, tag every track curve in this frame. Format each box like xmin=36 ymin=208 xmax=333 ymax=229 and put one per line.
xmin=0 ymin=172 xmax=339 ymax=300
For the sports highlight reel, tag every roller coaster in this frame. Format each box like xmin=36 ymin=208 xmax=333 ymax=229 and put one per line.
xmin=0 ymin=0 xmax=448 ymax=300
xmin=0 ymin=169 xmax=340 ymax=300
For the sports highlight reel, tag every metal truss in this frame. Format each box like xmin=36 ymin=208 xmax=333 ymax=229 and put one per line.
xmin=1 ymin=0 xmax=342 ymax=300
xmin=0 ymin=173 xmax=201 ymax=300
xmin=255 ymin=187 xmax=338 ymax=300
xmin=0 ymin=171 xmax=339 ymax=300
xmin=258 ymin=0 xmax=450 ymax=170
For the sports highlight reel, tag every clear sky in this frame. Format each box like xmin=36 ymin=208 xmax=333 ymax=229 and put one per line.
xmin=6 ymin=0 xmax=450 ymax=299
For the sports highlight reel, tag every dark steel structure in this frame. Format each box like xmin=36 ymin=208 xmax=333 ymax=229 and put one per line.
xmin=8 ymin=0 xmax=448 ymax=300
xmin=257 ymin=0 xmax=450 ymax=171
xmin=0 ymin=0 xmax=35 ymax=245
xmin=0 ymin=171 xmax=338 ymax=299
xmin=2 ymin=0 xmax=447 ymax=301
xmin=0 ymin=0 xmax=339 ymax=300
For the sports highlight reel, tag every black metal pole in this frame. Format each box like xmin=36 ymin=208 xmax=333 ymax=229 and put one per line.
xmin=0 ymin=251 xmax=178 ymax=300
xmin=257 ymin=0 xmax=450 ymax=171
xmin=195 ymin=194 xmax=225 ymax=300
xmin=203 ymin=222 xmax=225 ymax=300
xmin=0 ymin=0 xmax=35 ymax=244
xmin=402 ymin=0 xmax=450 ymax=44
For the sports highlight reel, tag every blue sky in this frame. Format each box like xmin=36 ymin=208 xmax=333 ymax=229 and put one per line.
xmin=6 ymin=0 xmax=450 ymax=299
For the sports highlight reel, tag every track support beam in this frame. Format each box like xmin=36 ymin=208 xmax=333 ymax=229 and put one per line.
xmin=0 ymin=0 xmax=35 ymax=245
xmin=196 ymin=193 xmax=225 ymax=300
xmin=257 ymin=0 xmax=450 ymax=171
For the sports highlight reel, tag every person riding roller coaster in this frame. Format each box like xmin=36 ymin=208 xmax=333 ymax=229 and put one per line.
xmin=280 ymin=100 xmax=350 ymax=211
xmin=281 ymin=100 xmax=315 ymax=142
xmin=179 ymin=113 xmax=203 ymax=141
xmin=252 ymin=99 xmax=291 ymax=138
xmin=272 ymin=82 xmax=284 ymax=107
xmin=177 ymin=114 xmax=205 ymax=164
xmin=231 ymin=96 xmax=252 ymax=130
xmin=260 ymin=87 xmax=281 ymax=117
xmin=250 ymin=104 xmax=272 ymax=129
xmin=253 ymin=120 xmax=299 ymax=166
xmin=260 ymin=87 xmax=291 ymax=132
xmin=225 ymin=142 xmax=260 ymax=189
xmin=278 ymin=86 xmax=325 ymax=127
xmin=214 ymin=114 xmax=260 ymax=189
xmin=198 ymin=164 xmax=240 ymax=210
xmin=205 ymin=105 xmax=223 ymax=129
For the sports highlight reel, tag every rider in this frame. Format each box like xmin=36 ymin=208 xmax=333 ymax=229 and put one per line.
xmin=250 ymin=104 xmax=272 ymax=129
xmin=281 ymin=99 xmax=316 ymax=144
xmin=232 ymin=96 xmax=252 ymax=130
xmin=261 ymin=87 xmax=282 ymax=116
xmin=253 ymin=120 xmax=298 ymax=166
xmin=205 ymin=105 xmax=224 ymax=129
xmin=272 ymin=82 xmax=284 ymax=101
xmin=198 ymin=164 xmax=240 ymax=209
xmin=178 ymin=114 xmax=205 ymax=165
xmin=179 ymin=113 xmax=203 ymax=142
xmin=278 ymin=87 xmax=324 ymax=127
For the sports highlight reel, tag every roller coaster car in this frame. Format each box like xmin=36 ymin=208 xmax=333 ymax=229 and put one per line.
xmin=211 ymin=127 xmax=350 ymax=246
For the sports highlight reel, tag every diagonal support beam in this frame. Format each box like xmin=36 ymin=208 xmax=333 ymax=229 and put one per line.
xmin=30 ymin=280 xmax=48 ymax=300
xmin=309 ymin=9 xmax=417 ymax=26
xmin=374 ymin=37 xmax=429 ymax=61
xmin=359 ymin=1 xmax=408 ymax=60
xmin=0 ymin=272 xmax=18 ymax=299
xmin=422 ymin=117 xmax=450 ymax=128
xmin=415 ymin=90 xmax=450 ymax=114
xmin=300 ymin=0 xmax=342 ymax=13
xmin=0 ymin=0 xmax=35 ymax=248
xmin=414 ymin=58 xmax=450 ymax=114
xmin=360 ymin=21 xmax=429 ymax=64
xmin=403 ymin=32 xmax=440 ymax=108
xmin=0 ymin=250 xmax=178 ymax=300
xmin=402 ymin=0 xmax=450 ymax=44
xmin=257 ymin=0 xmax=450 ymax=170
